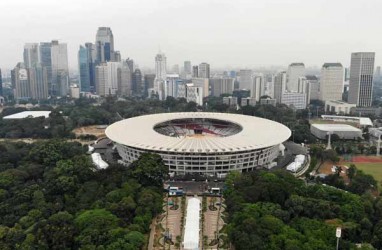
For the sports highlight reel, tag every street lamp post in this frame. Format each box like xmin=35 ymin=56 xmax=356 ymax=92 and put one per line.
xmin=336 ymin=227 xmax=341 ymax=250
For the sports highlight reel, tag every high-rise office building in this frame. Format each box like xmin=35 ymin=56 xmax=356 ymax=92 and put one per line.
xmin=78 ymin=43 xmax=96 ymax=93
xmin=144 ymin=74 xmax=156 ymax=97
xmin=85 ymin=43 xmax=97 ymax=92
xmin=306 ymin=75 xmax=319 ymax=101
xmin=126 ymin=58 xmax=134 ymax=73
xmin=239 ymin=69 xmax=252 ymax=90
xmin=0 ymin=68 xmax=3 ymax=97
xmin=191 ymin=78 xmax=209 ymax=97
xmin=114 ymin=51 xmax=121 ymax=62
xmin=28 ymin=64 xmax=48 ymax=99
xmin=348 ymin=52 xmax=375 ymax=107
xmin=274 ymin=71 xmax=287 ymax=103
xmin=51 ymin=40 xmax=69 ymax=96
xmin=78 ymin=45 xmax=91 ymax=92
xmin=132 ymin=69 xmax=143 ymax=96
xmin=23 ymin=43 xmax=39 ymax=68
xmin=95 ymin=63 xmax=108 ymax=96
xmin=39 ymin=42 xmax=52 ymax=92
xmin=184 ymin=61 xmax=191 ymax=74
xmin=210 ymin=78 xmax=234 ymax=97
xmin=166 ymin=74 xmax=181 ymax=98
xmin=298 ymin=77 xmax=310 ymax=105
xmin=96 ymin=27 xmax=115 ymax=63
xmin=192 ymin=66 xmax=198 ymax=78
xmin=95 ymin=61 xmax=120 ymax=96
xmin=250 ymin=75 xmax=264 ymax=101
xmin=281 ymin=92 xmax=307 ymax=110
xmin=154 ymin=52 xmax=167 ymax=100
xmin=344 ymin=68 xmax=350 ymax=81
xmin=118 ymin=61 xmax=132 ymax=96
xmin=286 ymin=63 xmax=305 ymax=92
xmin=198 ymin=63 xmax=210 ymax=78
xmin=177 ymin=83 xmax=203 ymax=106
xmin=13 ymin=63 xmax=31 ymax=99
xmin=319 ymin=63 xmax=344 ymax=102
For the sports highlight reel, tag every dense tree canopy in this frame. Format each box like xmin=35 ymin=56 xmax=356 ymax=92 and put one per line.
xmin=224 ymin=170 xmax=382 ymax=249
xmin=0 ymin=140 xmax=166 ymax=249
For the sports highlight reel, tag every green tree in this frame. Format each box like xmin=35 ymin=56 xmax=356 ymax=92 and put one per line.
xmin=131 ymin=153 xmax=168 ymax=187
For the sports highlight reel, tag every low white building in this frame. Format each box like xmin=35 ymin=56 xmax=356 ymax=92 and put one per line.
xmin=241 ymin=97 xmax=256 ymax=107
xmin=223 ymin=96 xmax=238 ymax=106
xmin=311 ymin=124 xmax=362 ymax=140
xmin=325 ymin=100 xmax=356 ymax=115
xmin=3 ymin=111 xmax=51 ymax=119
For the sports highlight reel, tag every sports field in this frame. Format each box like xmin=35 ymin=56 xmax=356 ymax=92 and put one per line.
xmin=353 ymin=163 xmax=382 ymax=183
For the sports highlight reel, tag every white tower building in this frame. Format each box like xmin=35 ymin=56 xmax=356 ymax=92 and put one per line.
xmin=348 ymin=52 xmax=375 ymax=107
xmin=287 ymin=63 xmax=305 ymax=92
xmin=154 ymin=52 xmax=167 ymax=100
xmin=319 ymin=63 xmax=344 ymax=102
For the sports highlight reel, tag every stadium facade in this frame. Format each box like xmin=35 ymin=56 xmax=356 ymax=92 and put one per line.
xmin=106 ymin=112 xmax=291 ymax=176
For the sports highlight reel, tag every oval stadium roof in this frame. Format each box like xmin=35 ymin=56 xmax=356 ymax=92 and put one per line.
xmin=105 ymin=112 xmax=291 ymax=153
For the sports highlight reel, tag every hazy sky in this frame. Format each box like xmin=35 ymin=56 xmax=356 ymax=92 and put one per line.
xmin=0 ymin=0 xmax=381 ymax=71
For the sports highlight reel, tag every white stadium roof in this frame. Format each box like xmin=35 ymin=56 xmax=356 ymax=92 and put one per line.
xmin=105 ymin=112 xmax=291 ymax=153
xmin=3 ymin=111 xmax=51 ymax=119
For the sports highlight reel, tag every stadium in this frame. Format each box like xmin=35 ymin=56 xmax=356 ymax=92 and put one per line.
xmin=105 ymin=112 xmax=291 ymax=176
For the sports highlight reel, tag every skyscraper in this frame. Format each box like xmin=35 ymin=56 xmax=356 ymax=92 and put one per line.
xmin=13 ymin=63 xmax=31 ymax=99
xmin=28 ymin=64 xmax=48 ymax=99
xmin=348 ymin=52 xmax=375 ymax=107
xmin=85 ymin=43 xmax=97 ymax=92
xmin=154 ymin=52 xmax=167 ymax=100
xmin=96 ymin=27 xmax=115 ymax=63
xmin=286 ymin=63 xmax=305 ymax=92
xmin=114 ymin=51 xmax=121 ymax=62
xmin=192 ymin=66 xmax=198 ymax=78
xmin=251 ymin=75 xmax=264 ymax=101
xmin=95 ymin=63 xmax=108 ymax=96
xmin=210 ymin=78 xmax=234 ymax=97
xmin=132 ymin=69 xmax=143 ymax=96
xmin=144 ymin=74 xmax=155 ymax=97
xmin=23 ymin=43 xmax=39 ymax=68
xmin=184 ymin=61 xmax=191 ymax=74
xmin=274 ymin=71 xmax=287 ymax=103
xmin=319 ymin=63 xmax=344 ymax=102
xmin=306 ymin=75 xmax=319 ymax=101
xmin=51 ymin=40 xmax=69 ymax=96
xmin=95 ymin=62 xmax=119 ymax=96
xmin=118 ymin=61 xmax=132 ymax=96
xmin=239 ymin=69 xmax=253 ymax=90
xmin=39 ymin=42 xmax=52 ymax=92
xmin=78 ymin=45 xmax=91 ymax=92
xmin=198 ymin=63 xmax=210 ymax=78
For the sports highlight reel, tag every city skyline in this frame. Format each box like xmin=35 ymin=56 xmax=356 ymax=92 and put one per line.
xmin=0 ymin=0 xmax=382 ymax=71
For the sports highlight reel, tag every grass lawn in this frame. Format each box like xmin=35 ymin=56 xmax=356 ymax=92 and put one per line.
xmin=353 ymin=163 xmax=382 ymax=183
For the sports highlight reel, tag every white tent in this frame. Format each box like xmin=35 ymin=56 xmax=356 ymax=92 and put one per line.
xmin=91 ymin=153 xmax=109 ymax=169
xmin=183 ymin=198 xmax=200 ymax=250
xmin=286 ymin=162 xmax=302 ymax=172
